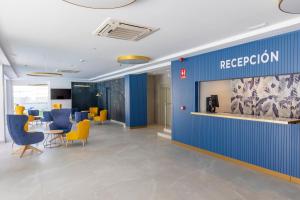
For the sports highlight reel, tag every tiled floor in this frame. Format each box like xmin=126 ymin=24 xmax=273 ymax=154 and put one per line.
xmin=1 ymin=122 xmax=300 ymax=200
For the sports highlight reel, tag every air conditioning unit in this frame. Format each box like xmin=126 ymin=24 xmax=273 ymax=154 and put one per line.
xmin=93 ymin=18 xmax=159 ymax=41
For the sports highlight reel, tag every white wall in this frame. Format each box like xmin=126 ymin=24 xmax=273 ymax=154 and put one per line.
xmin=200 ymin=80 xmax=231 ymax=113
xmin=0 ymin=65 xmax=5 ymax=142
xmin=49 ymin=79 xmax=72 ymax=109
xmin=4 ymin=79 xmax=13 ymax=142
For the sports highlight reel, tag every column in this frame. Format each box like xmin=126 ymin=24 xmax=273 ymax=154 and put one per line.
xmin=0 ymin=64 xmax=5 ymax=142
xmin=125 ymin=73 xmax=148 ymax=128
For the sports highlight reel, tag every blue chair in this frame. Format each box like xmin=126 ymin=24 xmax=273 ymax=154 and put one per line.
xmin=28 ymin=109 xmax=39 ymax=116
xmin=75 ymin=112 xmax=82 ymax=123
xmin=7 ymin=115 xmax=44 ymax=158
xmin=42 ymin=111 xmax=53 ymax=125
xmin=71 ymin=108 xmax=79 ymax=119
xmin=75 ymin=111 xmax=89 ymax=123
xmin=81 ymin=111 xmax=88 ymax=121
xmin=49 ymin=109 xmax=72 ymax=133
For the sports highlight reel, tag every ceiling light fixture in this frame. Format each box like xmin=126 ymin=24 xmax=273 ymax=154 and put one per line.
xmin=248 ymin=22 xmax=268 ymax=30
xmin=62 ymin=0 xmax=136 ymax=9
xmin=73 ymin=84 xmax=91 ymax=88
xmin=26 ymin=72 xmax=63 ymax=77
xmin=117 ymin=55 xmax=151 ymax=65
xmin=56 ymin=69 xmax=80 ymax=73
xmin=279 ymin=0 xmax=300 ymax=14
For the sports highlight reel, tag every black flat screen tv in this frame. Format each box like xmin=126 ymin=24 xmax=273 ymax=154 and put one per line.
xmin=51 ymin=89 xmax=71 ymax=100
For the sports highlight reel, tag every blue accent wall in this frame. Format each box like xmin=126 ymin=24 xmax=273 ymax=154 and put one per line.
xmin=125 ymin=73 xmax=148 ymax=127
xmin=171 ymin=30 xmax=300 ymax=178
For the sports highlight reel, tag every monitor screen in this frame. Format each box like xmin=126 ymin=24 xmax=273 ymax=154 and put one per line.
xmin=211 ymin=95 xmax=219 ymax=108
xmin=51 ymin=89 xmax=71 ymax=100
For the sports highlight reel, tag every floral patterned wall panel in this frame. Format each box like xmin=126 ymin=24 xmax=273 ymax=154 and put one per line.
xmin=231 ymin=74 xmax=300 ymax=119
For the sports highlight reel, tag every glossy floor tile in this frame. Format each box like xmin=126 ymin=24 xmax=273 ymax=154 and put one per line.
xmin=1 ymin=122 xmax=300 ymax=200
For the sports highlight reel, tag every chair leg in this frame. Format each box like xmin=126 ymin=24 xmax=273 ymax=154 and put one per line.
xmin=27 ymin=145 xmax=43 ymax=153
xmin=60 ymin=135 xmax=64 ymax=144
xmin=12 ymin=146 xmax=24 ymax=155
xmin=19 ymin=146 xmax=28 ymax=158
xmin=82 ymin=140 xmax=85 ymax=147
xmin=66 ymin=140 xmax=68 ymax=147
xmin=13 ymin=145 xmax=42 ymax=158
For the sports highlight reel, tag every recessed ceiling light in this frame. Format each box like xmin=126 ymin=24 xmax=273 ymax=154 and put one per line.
xmin=56 ymin=69 xmax=80 ymax=73
xmin=28 ymin=84 xmax=48 ymax=86
xmin=248 ymin=22 xmax=268 ymax=30
xmin=26 ymin=72 xmax=63 ymax=77
xmin=73 ymin=84 xmax=90 ymax=88
xmin=117 ymin=55 xmax=151 ymax=65
xmin=279 ymin=0 xmax=300 ymax=14
xmin=79 ymin=59 xmax=86 ymax=63
xmin=62 ymin=0 xmax=136 ymax=9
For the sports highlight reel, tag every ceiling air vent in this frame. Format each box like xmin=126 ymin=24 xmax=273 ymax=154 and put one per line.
xmin=93 ymin=18 xmax=159 ymax=41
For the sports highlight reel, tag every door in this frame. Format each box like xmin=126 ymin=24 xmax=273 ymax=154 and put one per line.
xmin=159 ymin=86 xmax=172 ymax=129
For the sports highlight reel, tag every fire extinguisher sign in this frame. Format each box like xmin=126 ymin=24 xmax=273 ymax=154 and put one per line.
xmin=180 ymin=68 xmax=186 ymax=79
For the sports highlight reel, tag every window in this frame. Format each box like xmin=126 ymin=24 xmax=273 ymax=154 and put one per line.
xmin=13 ymin=85 xmax=49 ymax=111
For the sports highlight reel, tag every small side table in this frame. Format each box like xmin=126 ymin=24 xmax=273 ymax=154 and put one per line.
xmin=43 ymin=130 xmax=64 ymax=148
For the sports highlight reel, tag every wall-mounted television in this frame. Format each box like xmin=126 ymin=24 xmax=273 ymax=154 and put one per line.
xmin=51 ymin=89 xmax=71 ymax=100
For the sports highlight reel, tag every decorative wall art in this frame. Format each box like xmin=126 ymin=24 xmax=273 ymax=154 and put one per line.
xmin=231 ymin=74 xmax=300 ymax=118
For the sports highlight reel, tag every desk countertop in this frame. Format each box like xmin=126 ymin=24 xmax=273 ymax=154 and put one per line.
xmin=191 ymin=112 xmax=300 ymax=125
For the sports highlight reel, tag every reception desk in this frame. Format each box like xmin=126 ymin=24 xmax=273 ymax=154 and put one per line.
xmin=173 ymin=111 xmax=300 ymax=184
xmin=191 ymin=112 xmax=300 ymax=125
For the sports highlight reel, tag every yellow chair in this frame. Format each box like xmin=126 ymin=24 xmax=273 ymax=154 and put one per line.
xmin=28 ymin=115 xmax=35 ymax=123
xmin=15 ymin=105 xmax=25 ymax=115
xmin=52 ymin=103 xmax=62 ymax=109
xmin=23 ymin=115 xmax=35 ymax=131
xmin=88 ymin=107 xmax=98 ymax=119
xmin=24 ymin=121 xmax=29 ymax=132
xmin=94 ymin=110 xmax=108 ymax=124
xmin=66 ymin=120 xmax=90 ymax=147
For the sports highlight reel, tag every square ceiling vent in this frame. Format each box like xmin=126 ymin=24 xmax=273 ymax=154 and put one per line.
xmin=93 ymin=18 xmax=159 ymax=41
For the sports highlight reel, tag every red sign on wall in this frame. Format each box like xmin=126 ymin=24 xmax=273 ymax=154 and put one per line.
xmin=180 ymin=68 xmax=187 ymax=79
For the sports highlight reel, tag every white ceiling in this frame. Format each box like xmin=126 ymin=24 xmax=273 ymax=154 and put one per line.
xmin=0 ymin=0 xmax=299 ymax=80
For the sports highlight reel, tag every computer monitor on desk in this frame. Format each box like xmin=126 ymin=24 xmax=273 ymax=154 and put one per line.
xmin=206 ymin=95 xmax=219 ymax=113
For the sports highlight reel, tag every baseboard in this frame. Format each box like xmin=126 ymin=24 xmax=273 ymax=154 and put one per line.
xmin=172 ymin=141 xmax=299 ymax=185
xmin=128 ymin=126 xmax=147 ymax=129
xmin=163 ymin=128 xmax=172 ymax=134
xmin=110 ymin=120 xmax=126 ymax=128
xmin=157 ymin=132 xmax=172 ymax=140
